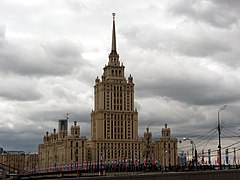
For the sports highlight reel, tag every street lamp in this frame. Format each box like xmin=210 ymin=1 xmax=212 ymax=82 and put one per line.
xmin=145 ymin=122 xmax=154 ymax=169
xmin=218 ymin=104 xmax=227 ymax=170
xmin=161 ymin=150 xmax=167 ymax=171
xmin=182 ymin=138 xmax=197 ymax=170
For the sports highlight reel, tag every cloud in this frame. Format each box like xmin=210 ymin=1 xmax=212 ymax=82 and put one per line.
xmin=119 ymin=1 xmax=240 ymax=68
xmin=0 ymin=87 xmax=92 ymax=151
xmin=0 ymin=37 xmax=87 ymax=76
xmin=169 ymin=0 xmax=240 ymax=28
xmin=137 ymin=68 xmax=240 ymax=106
xmin=64 ymin=0 xmax=88 ymax=12
xmin=120 ymin=22 xmax=238 ymax=66
xmin=0 ymin=74 xmax=42 ymax=101
xmin=123 ymin=46 xmax=240 ymax=106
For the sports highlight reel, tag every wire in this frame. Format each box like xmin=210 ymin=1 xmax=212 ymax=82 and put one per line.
xmin=203 ymin=129 xmax=218 ymax=150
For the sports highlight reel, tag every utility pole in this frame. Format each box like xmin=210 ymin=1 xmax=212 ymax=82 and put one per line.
xmin=218 ymin=105 xmax=227 ymax=170
xmin=194 ymin=144 xmax=197 ymax=170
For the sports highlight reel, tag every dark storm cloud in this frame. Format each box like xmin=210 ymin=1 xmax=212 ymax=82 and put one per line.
xmin=137 ymin=97 xmax=208 ymax=130
xmin=136 ymin=74 xmax=240 ymax=106
xmin=0 ymin=108 xmax=91 ymax=151
xmin=29 ymin=109 xmax=90 ymax=125
xmin=0 ymin=36 xmax=86 ymax=76
xmin=121 ymin=24 xmax=232 ymax=61
xmin=169 ymin=0 xmax=240 ymax=28
xmin=0 ymin=129 xmax=43 ymax=152
xmin=120 ymin=1 xmax=240 ymax=68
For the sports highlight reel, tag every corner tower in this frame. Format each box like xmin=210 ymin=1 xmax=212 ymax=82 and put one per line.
xmin=90 ymin=13 xmax=139 ymax=162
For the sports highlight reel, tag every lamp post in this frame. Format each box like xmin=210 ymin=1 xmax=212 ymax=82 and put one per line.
xmin=161 ymin=150 xmax=167 ymax=171
xmin=218 ymin=105 xmax=227 ymax=170
xmin=145 ymin=122 xmax=154 ymax=170
xmin=146 ymin=127 xmax=150 ymax=168
xmin=182 ymin=138 xmax=197 ymax=170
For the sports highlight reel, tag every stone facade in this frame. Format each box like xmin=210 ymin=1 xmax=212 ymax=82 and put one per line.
xmin=38 ymin=120 xmax=87 ymax=169
xmin=0 ymin=152 xmax=38 ymax=174
xmin=154 ymin=124 xmax=178 ymax=166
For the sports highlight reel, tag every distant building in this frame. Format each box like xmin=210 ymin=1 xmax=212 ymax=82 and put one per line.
xmin=154 ymin=124 xmax=178 ymax=166
xmin=0 ymin=152 xmax=38 ymax=173
xmin=3 ymin=150 xmax=24 ymax=154
xmin=58 ymin=118 xmax=68 ymax=136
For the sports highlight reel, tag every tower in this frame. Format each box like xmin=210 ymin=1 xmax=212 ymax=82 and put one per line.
xmin=70 ymin=121 xmax=80 ymax=138
xmin=58 ymin=116 xmax=68 ymax=139
xmin=90 ymin=13 xmax=140 ymax=162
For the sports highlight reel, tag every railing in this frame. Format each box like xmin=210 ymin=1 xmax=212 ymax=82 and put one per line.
xmin=16 ymin=162 xmax=240 ymax=179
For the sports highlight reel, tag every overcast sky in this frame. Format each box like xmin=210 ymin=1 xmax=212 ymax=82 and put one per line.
xmin=0 ymin=0 xmax=240 ymax=153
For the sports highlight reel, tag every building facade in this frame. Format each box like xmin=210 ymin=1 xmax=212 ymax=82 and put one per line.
xmin=154 ymin=124 xmax=178 ymax=166
xmin=0 ymin=152 xmax=38 ymax=174
xmin=38 ymin=120 xmax=87 ymax=170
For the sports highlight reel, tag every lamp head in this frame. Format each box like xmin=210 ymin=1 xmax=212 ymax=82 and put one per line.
xmin=219 ymin=104 xmax=227 ymax=111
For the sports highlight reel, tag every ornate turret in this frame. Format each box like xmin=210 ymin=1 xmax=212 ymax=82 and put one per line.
xmin=162 ymin=124 xmax=171 ymax=139
xmin=50 ymin=128 xmax=58 ymax=141
xmin=43 ymin=131 xmax=49 ymax=143
xmin=71 ymin=121 xmax=80 ymax=138
xmin=128 ymin=74 xmax=133 ymax=84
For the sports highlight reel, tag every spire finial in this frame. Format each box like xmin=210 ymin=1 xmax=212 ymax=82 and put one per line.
xmin=112 ymin=13 xmax=116 ymax=20
xmin=108 ymin=13 xmax=119 ymax=63
xmin=111 ymin=13 xmax=117 ymax=53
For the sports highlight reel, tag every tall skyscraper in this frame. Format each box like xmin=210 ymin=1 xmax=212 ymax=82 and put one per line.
xmin=89 ymin=13 xmax=141 ymax=162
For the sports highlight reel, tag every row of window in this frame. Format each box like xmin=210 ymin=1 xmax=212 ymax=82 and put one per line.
xmin=104 ymin=92 xmax=133 ymax=111
xmin=111 ymin=69 xmax=122 ymax=77
xmin=97 ymin=143 xmax=140 ymax=149
xmin=104 ymin=113 xmax=134 ymax=120
xmin=70 ymin=141 xmax=85 ymax=148
xmin=99 ymin=149 xmax=140 ymax=160
xmin=104 ymin=119 xmax=134 ymax=139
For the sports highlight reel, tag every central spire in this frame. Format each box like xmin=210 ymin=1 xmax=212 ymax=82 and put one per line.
xmin=109 ymin=13 xmax=119 ymax=64
xmin=111 ymin=13 xmax=117 ymax=54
